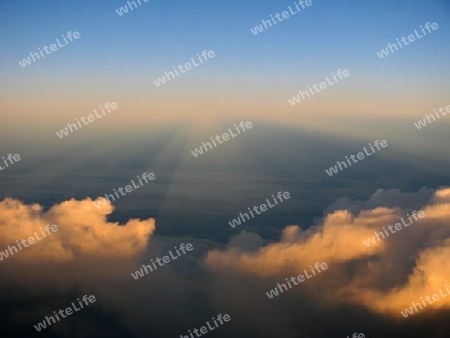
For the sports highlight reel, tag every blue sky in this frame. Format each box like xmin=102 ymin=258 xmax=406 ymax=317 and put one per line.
xmin=1 ymin=0 xmax=449 ymax=130
xmin=2 ymin=0 xmax=449 ymax=73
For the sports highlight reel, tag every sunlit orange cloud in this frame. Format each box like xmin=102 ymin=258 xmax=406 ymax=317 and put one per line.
xmin=1 ymin=188 xmax=450 ymax=322
xmin=206 ymin=209 xmax=386 ymax=277
xmin=206 ymin=187 xmax=450 ymax=317
xmin=0 ymin=197 xmax=154 ymax=264
xmin=0 ymin=196 xmax=198 ymax=337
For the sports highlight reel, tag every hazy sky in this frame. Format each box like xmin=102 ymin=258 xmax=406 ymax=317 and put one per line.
xmin=1 ymin=0 xmax=449 ymax=131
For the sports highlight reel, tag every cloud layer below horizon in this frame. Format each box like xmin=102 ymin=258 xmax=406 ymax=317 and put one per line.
xmin=207 ymin=187 xmax=450 ymax=316
xmin=1 ymin=188 xmax=450 ymax=336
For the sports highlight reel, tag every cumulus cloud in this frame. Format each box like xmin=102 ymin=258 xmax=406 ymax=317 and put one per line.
xmin=226 ymin=230 xmax=263 ymax=252
xmin=323 ymin=186 xmax=436 ymax=216
xmin=206 ymin=208 xmax=386 ymax=277
xmin=0 ymin=197 xmax=154 ymax=262
xmin=0 ymin=197 xmax=155 ymax=294
xmin=206 ymin=187 xmax=450 ymax=317
xmin=3 ymin=188 xmax=450 ymax=337
xmin=0 ymin=197 xmax=207 ymax=337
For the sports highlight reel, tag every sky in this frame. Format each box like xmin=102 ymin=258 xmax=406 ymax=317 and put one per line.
xmin=1 ymin=0 xmax=449 ymax=131
xmin=1 ymin=0 xmax=450 ymax=337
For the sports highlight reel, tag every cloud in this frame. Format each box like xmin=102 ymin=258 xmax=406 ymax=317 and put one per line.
xmin=206 ymin=208 xmax=385 ymax=277
xmin=0 ymin=197 xmax=154 ymax=262
xmin=206 ymin=187 xmax=450 ymax=317
xmin=0 ymin=197 xmax=209 ymax=337
xmin=0 ymin=197 xmax=155 ymax=294
xmin=3 ymin=188 xmax=450 ymax=337
xmin=226 ymin=230 xmax=263 ymax=252
xmin=323 ymin=186 xmax=436 ymax=216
